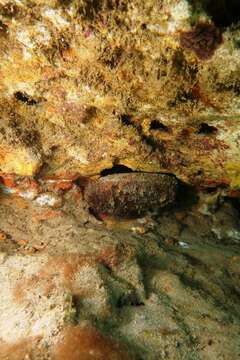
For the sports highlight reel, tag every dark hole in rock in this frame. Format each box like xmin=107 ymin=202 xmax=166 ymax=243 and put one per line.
xmin=116 ymin=293 xmax=145 ymax=308
xmin=142 ymin=134 xmax=165 ymax=152
xmin=120 ymin=114 xmax=132 ymax=126
xmin=189 ymin=0 xmax=240 ymax=28
xmin=0 ymin=20 xmax=8 ymax=36
xmin=196 ymin=170 xmax=203 ymax=176
xmin=205 ymin=187 xmax=218 ymax=194
xmin=203 ymin=0 xmax=240 ymax=28
xmin=198 ymin=122 xmax=218 ymax=135
xmin=176 ymin=181 xmax=199 ymax=209
xmin=14 ymin=91 xmax=37 ymax=105
xmin=226 ymin=197 xmax=240 ymax=216
xmin=88 ymin=207 xmax=103 ymax=221
xmin=101 ymin=164 xmax=133 ymax=176
xmin=150 ymin=120 xmax=170 ymax=132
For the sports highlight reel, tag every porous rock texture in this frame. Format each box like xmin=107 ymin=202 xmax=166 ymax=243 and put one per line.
xmin=0 ymin=0 xmax=240 ymax=189
xmin=1 ymin=1 xmax=240 ymax=359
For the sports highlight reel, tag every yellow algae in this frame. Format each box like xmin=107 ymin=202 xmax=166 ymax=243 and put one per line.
xmin=0 ymin=147 xmax=42 ymax=176
xmin=226 ymin=162 xmax=240 ymax=189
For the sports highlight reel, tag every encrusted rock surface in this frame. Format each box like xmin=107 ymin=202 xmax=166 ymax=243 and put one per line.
xmin=0 ymin=1 xmax=240 ymax=359
xmin=0 ymin=0 xmax=239 ymax=188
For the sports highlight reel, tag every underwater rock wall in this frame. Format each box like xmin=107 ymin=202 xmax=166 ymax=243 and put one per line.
xmin=1 ymin=2 xmax=240 ymax=359
xmin=0 ymin=0 xmax=240 ymax=190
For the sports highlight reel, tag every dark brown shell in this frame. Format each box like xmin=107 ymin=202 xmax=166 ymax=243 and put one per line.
xmin=84 ymin=173 xmax=177 ymax=218
xmin=180 ymin=23 xmax=222 ymax=60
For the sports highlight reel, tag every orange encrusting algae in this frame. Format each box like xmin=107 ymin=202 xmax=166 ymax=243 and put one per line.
xmin=52 ymin=326 xmax=133 ymax=360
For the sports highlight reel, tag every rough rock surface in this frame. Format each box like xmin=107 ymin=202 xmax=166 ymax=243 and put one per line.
xmin=0 ymin=1 xmax=240 ymax=359
xmin=0 ymin=186 xmax=240 ymax=359
xmin=0 ymin=0 xmax=239 ymax=188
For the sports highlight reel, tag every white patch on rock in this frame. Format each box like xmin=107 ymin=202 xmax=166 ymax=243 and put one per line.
xmin=35 ymin=24 xmax=51 ymax=44
xmin=178 ymin=241 xmax=190 ymax=248
xmin=42 ymin=8 xmax=69 ymax=28
xmin=16 ymin=30 xmax=34 ymax=49
xmin=171 ymin=0 xmax=191 ymax=23
xmin=147 ymin=0 xmax=190 ymax=34
xmin=23 ymin=47 xmax=32 ymax=61
xmin=19 ymin=189 xmax=38 ymax=201
xmin=67 ymin=146 xmax=89 ymax=164
xmin=35 ymin=192 xmax=63 ymax=208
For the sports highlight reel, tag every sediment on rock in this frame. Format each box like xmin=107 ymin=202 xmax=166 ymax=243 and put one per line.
xmin=0 ymin=183 xmax=240 ymax=359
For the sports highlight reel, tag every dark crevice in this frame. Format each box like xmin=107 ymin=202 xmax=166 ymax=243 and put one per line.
xmin=176 ymin=181 xmax=199 ymax=209
xmin=202 ymin=0 xmax=240 ymax=28
xmin=204 ymin=187 xmax=218 ymax=194
xmin=120 ymin=114 xmax=133 ymax=126
xmin=88 ymin=207 xmax=103 ymax=221
xmin=100 ymin=164 xmax=133 ymax=176
xmin=116 ymin=293 xmax=145 ymax=308
xmin=0 ymin=19 xmax=8 ymax=35
xmin=189 ymin=0 xmax=240 ymax=28
xmin=119 ymin=114 xmax=165 ymax=153
xmin=14 ymin=91 xmax=38 ymax=105
xmin=198 ymin=122 xmax=218 ymax=135
xmin=142 ymin=134 xmax=165 ymax=153
xmin=150 ymin=120 xmax=170 ymax=132
xmin=225 ymin=197 xmax=240 ymax=216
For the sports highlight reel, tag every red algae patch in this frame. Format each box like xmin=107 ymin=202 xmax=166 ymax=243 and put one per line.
xmin=52 ymin=326 xmax=133 ymax=360
xmin=180 ymin=23 xmax=222 ymax=60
